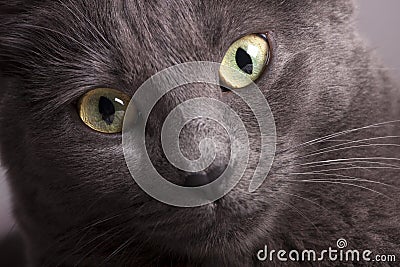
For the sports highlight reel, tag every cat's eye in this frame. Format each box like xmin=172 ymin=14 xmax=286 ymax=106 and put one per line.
xmin=78 ymin=88 xmax=131 ymax=134
xmin=219 ymin=34 xmax=270 ymax=89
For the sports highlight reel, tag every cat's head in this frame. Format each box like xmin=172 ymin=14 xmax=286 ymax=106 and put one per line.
xmin=0 ymin=0 xmax=371 ymax=264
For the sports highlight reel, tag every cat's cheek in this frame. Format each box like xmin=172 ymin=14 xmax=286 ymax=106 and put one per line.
xmin=17 ymin=105 xmax=128 ymax=187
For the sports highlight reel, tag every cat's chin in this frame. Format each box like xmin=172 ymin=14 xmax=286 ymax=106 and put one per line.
xmin=129 ymin=195 xmax=273 ymax=257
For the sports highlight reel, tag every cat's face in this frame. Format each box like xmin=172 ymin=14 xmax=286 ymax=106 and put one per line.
xmin=0 ymin=0 xmax=368 ymax=264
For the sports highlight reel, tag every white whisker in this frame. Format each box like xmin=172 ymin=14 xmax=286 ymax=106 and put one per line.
xmin=297 ymin=166 xmax=400 ymax=172
xmin=294 ymin=158 xmax=400 ymax=169
xmin=286 ymin=180 xmax=392 ymax=199
xmin=298 ymin=144 xmax=400 ymax=159
xmin=102 ymin=234 xmax=136 ymax=265
xmin=299 ymin=136 xmax=400 ymax=159
xmin=267 ymin=194 xmax=321 ymax=234
xmin=284 ymin=172 xmax=399 ymax=190
xmin=281 ymin=120 xmax=400 ymax=153
xmin=275 ymin=190 xmax=330 ymax=212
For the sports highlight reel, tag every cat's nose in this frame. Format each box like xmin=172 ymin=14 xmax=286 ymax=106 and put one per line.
xmin=183 ymin=164 xmax=227 ymax=187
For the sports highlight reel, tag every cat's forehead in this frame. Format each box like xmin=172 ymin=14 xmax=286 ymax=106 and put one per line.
xmin=36 ymin=0 xmax=353 ymax=70
xmin=40 ymin=0 xmax=352 ymax=44
xmin=57 ymin=0 xmax=277 ymax=47
xmin=0 ymin=0 xmax=354 ymax=105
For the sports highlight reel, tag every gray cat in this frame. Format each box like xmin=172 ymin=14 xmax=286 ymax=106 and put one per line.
xmin=0 ymin=0 xmax=399 ymax=266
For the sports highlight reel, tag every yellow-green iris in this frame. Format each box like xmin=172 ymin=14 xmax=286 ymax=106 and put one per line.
xmin=78 ymin=88 xmax=131 ymax=134
xmin=220 ymin=34 xmax=270 ymax=89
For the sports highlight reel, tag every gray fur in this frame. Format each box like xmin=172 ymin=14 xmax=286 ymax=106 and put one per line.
xmin=0 ymin=0 xmax=399 ymax=266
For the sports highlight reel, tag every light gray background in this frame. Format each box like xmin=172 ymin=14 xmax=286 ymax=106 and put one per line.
xmin=1 ymin=0 xmax=400 ymax=234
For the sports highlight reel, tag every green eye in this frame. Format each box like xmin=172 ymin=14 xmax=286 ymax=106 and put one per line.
xmin=219 ymin=34 xmax=270 ymax=89
xmin=78 ymin=88 xmax=131 ymax=134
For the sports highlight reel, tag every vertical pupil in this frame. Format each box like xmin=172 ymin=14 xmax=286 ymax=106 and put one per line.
xmin=235 ymin=47 xmax=253 ymax=75
xmin=99 ymin=96 xmax=115 ymax=125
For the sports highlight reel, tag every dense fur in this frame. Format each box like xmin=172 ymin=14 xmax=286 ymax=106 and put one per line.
xmin=0 ymin=0 xmax=399 ymax=266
